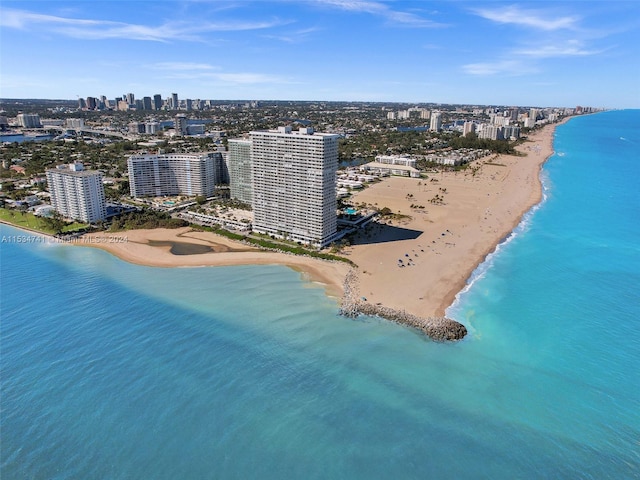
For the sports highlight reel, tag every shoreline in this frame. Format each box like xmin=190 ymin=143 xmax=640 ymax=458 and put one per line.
xmin=77 ymin=227 xmax=351 ymax=300
xmin=441 ymin=118 xmax=568 ymax=316
xmin=1 ymin=118 xmax=566 ymax=333
xmin=344 ymin=118 xmax=568 ymax=320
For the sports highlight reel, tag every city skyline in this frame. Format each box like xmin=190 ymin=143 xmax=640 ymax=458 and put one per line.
xmin=1 ymin=1 xmax=639 ymax=109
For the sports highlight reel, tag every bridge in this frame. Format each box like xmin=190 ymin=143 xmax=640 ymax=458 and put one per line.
xmin=44 ymin=126 xmax=138 ymax=141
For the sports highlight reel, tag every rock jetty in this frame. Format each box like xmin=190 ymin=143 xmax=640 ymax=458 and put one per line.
xmin=339 ymin=270 xmax=467 ymax=342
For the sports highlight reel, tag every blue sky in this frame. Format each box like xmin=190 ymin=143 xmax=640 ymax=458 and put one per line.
xmin=1 ymin=1 xmax=639 ymax=108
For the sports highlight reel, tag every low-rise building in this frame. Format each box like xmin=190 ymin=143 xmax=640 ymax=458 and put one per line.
xmin=362 ymin=161 xmax=421 ymax=178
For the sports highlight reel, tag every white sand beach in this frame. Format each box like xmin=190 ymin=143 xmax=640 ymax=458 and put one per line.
xmin=82 ymin=120 xmax=563 ymax=319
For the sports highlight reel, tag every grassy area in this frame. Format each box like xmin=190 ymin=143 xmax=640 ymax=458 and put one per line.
xmin=0 ymin=208 xmax=88 ymax=235
xmin=190 ymin=224 xmax=356 ymax=266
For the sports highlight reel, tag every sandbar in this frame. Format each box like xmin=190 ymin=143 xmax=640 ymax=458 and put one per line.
xmin=81 ymin=227 xmax=350 ymax=299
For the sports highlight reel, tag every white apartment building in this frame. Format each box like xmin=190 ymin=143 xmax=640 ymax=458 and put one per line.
xmin=17 ymin=113 xmax=42 ymax=128
xmin=228 ymin=139 xmax=253 ymax=205
xmin=127 ymin=153 xmax=217 ymax=197
xmin=503 ymin=125 xmax=521 ymax=140
xmin=65 ymin=118 xmax=85 ymax=129
xmin=46 ymin=163 xmax=106 ymax=223
xmin=430 ymin=112 xmax=442 ymax=132
xmin=375 ymin=155 xmax=417 ymax=168
xmin=250 ymin=126 xmax=339 ymax=247
xmin=174 ymin=114 xmax=188 ymax=136
xmin=478 ymin=124 xmax=505 ymax=140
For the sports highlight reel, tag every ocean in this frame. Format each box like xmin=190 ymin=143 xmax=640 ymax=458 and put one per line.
xmin=1 ymin=110 xmax=639 ymax=479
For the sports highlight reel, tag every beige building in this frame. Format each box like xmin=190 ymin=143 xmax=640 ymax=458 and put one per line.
xmin=250 ymin=127 xmax=339 ymax=247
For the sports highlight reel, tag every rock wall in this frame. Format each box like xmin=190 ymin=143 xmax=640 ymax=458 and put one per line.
xmin=339 ymin=270 xmax=467 ymax=342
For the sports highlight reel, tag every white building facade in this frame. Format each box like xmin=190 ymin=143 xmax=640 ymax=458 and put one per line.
xmin=127 ymin=153 xmax=217 ymax=197
xmin=430 ymin=112 xmax=442 ymax=132
xmin=17 ymin=113 xmax=42 ymax=128
xmin=46 ymin=163 xmax=106 ymax=223
xmin=250 ymin=127 xmax=339 ymax=247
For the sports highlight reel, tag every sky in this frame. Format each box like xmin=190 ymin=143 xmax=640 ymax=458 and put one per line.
xmin=1 ymin=1 xmax=639 ymax=108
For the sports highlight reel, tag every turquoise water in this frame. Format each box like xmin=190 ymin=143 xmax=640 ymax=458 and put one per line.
xmin=2 ymin=110 xmax=639 ymax=478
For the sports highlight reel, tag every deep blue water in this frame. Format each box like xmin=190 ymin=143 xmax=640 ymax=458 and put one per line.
xmin=2 ymin=110 xmax=639 ymax=479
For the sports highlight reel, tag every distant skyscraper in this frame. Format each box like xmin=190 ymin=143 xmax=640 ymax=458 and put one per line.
xmin=430 ymin=112 xmax=442 ymax=132
xmin=171 ymin=93 xmax=179 ymax=110
xmin=529 ymin=108 xmax=539 ymax=121
xmin=228 ymin=139 xmax=253 ymax=205
xmin=185 ymin=99 xmax=192 ymax=111
xmin=128 ymin=153 xmax=218 ymax=197
xmin=175 ymin=114 xmax=188 ymax=136
xmin=250 ymin=126 xmax=339 ymax=247
xmin=126 ymin=93 xmax=135 ymax=105
xmin=142 ymin=96 xmax=152 ymax=110
xmin=86 ymin=97 xmax=97 ymax=110
xmin=153 ymin=94 xmax=163 ymax=110
xmin=463 ymin=121 xmax=476 ymax=137
xmin=46 ymin=163 xmax=106 ymax=223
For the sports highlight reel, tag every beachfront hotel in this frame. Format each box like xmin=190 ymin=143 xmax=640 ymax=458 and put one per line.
xmin=127 ymin=153 xmax=219 ymax=198
xmin=227 ymin=138 xmax=253 ymax=205
xmin=249 ymin=126 xmax=339 ymax=247
xmin=46 ymin=162 xmax=106 ymax=223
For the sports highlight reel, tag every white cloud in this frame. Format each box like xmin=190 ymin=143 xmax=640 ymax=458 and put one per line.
xmin=0 ymin=8 xmax=287 ymax=42
xmin=473 ymin=5 xmax=578 ymax=31
xmin=314 ymin=0 xmax=446 ymax=27
xmin=462 ymin=60 xmax=537 ymax=76
xmin=262 ymin=26 xmax=322 ymax=43
xmin=514 ymin=41 xmax=604 ymax=58
xmin=150 ymin=62 xmax=219 ymax=71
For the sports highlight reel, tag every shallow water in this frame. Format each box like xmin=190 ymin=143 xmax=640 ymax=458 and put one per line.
xmin=2 ymin=110 xmax=639 ymax=479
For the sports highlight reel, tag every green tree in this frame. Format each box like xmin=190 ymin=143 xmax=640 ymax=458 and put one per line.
xmin=43 ymin=211 xmax=65 ymax=234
